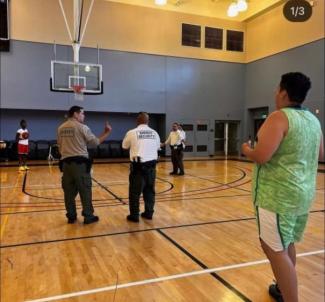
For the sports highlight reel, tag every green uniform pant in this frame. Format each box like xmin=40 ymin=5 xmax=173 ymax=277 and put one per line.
xmin=61 ymin=162 xmax=94 ymax=219
xmin=129 ymin=161 xmax=156 ymax=217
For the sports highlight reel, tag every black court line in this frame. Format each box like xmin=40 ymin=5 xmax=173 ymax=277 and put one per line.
xmin=21 ymin=172 xmax=116 ymax=202
xmin=18 ymin=162 xmax=252 ymax=204
xmin=120 ymin=164 xmax=249 ymax=199
xmin=158 ymin=166 xmax=248 ymax=197
xmin=92 ymin=177 xmax=126 ymax=204
xmin=155 ymin=176 xmax=175 ymax=194
xmin=119 ymin=163 xmax=175 ymax=195
xmin=0 ymin=216 xmax=256 ymax=249
xmin=156 ymin=229 xmax=251 ymax=302
xmin=0 ymin=203 xmax=125 ymax=215
xmin=1 ymin=210 xmax=324 ymax=249
xmin=0 ymin=193 xmax=251 ymax=215
xmin=1 ymin=157 xmax=324 ymax=168
xmin=186 ymin=171 xmax=251 ymax=193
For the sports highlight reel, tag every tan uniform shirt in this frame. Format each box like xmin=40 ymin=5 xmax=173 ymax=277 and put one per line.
xmin=57 ymin=118 xmax=99 ymax=159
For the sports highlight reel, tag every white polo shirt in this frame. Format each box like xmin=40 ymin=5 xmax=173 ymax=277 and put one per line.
xmin=165 ymin=130 xmax=182 ymax=146
xmin=122 ymin=124 xmax=160 ymax=162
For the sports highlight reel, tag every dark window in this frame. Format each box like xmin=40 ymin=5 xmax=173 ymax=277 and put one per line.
xmin=205 ymin=27 xmax=223 ymax=49
xmin=0 ymin=0 xmax=9 ymax=52
xmin=197 ymin=145 xmax=207 ymax=152
xmin=182 ymin=23 xmax=201 ymax=47
xmin=184 ymin=145 xmax=193 ymax=152
xmin=181 ymin=124 xmax=194 ymax=131
xmin=226 ymin=30 xmax=244 ymax=52
xmin=197 ymin=124 xmax=208 ymax=131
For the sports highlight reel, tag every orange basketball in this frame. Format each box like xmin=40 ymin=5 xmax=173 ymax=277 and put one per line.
xmin=22 ymin=132 xmax=29 ymax=139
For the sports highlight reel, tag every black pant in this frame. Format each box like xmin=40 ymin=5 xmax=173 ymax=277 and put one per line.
xmin=171 ymin=147 xmax=184 ymax=174
xmin=61 ymin=160 xmax=94 ymax=219
xmin=128 ymin=161 xmax=156 ymax=217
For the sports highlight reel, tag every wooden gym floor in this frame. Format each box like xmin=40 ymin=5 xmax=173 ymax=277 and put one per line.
xmin=1 ymin=159 xmax=324 ymax=302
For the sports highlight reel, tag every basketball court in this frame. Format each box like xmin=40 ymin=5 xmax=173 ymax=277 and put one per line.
xmin=0 ymin=0 xmax=324 ymax=301
xmin=0 ymin=159 xmax=324 ymax=301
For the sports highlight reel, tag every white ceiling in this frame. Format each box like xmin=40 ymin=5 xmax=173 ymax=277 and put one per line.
xmin=104 ymin=0 xmax=284 ymax=21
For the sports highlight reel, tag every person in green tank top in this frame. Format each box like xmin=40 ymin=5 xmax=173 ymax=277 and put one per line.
xmin=242 ymin=72 xmax=324 ymax=302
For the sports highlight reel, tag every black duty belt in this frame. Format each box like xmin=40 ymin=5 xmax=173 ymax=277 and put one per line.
xmin=131 ymin=160 xmax=157 ymax=168
xmin=59 ymin=156 xmax=93 ymax=172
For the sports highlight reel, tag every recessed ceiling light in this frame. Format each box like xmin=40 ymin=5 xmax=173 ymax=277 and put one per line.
xmin=155 ymin=0 xmax=167 ymax=5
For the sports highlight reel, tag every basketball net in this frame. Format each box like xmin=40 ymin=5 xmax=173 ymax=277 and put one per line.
xmin=72 ymin=84 xmax=84 ymax=101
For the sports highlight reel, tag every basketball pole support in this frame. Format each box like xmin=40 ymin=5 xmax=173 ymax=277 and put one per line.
xmin=58 ymin=0 xmax=95 ymax=64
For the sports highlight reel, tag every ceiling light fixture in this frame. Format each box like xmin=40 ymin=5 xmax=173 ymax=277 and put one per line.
xmin=237 ymin=0 xmax=248 ymax=12
xmin=227 ymin=0 xmax=248 ymax=17
xmin=155 ymin=0 xmax=167 ymax=5
xmin=227 ymin=2 xmax=239 ymax=17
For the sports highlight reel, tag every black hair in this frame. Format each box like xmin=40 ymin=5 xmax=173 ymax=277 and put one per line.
xmin=20 ymin=119 xmax=27 ymax=127
xmin=279 ymin=72 xmax=311 ymax=104
xmin=68 ymin=106 xmax=83 ymax=117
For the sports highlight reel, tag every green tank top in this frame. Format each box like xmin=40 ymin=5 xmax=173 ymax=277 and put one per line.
xmin=252 ymin=107 xmax=321 ymax=215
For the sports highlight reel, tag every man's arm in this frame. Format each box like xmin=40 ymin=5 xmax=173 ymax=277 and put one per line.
xmin=241 ymin=111 xmax=288 ymax=164
xmin=98 ymin=122 xmax=112 ymax=144
xmin=84 ymin=122 xmax=112 ymax=146
xmin=161 ymin=133 xmax=171 ymax=147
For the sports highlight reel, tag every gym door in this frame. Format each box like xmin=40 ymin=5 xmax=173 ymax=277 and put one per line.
xmin=215 ymin=121 xmax=240 ymax=156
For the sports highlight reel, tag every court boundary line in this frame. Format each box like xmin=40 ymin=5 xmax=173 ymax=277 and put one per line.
xmin=1 ymin=157 xmax=323 ymax=172
xmin=0 ymin=216 xmax=256 ymax=249
xmin=0 ymin=193 xmax=251 ymax=215
xmin=2 ymin=209 xmax=324 ymax=249
xmin=6 ymin=164 xmax=251 ymax=213
xmin=157 ymin=229 xmax=251 ymax=301
xmin=186 ymin=171 xmax=251 ymax=193
xmin=92 ymin=177 xmax=126 ymax=204
xmin=24 ymin=249 xmax=325 ymax=302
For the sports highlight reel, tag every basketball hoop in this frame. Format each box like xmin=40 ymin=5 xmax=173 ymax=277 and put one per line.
xmin=72 ymin=84 xmax=85 ymax=101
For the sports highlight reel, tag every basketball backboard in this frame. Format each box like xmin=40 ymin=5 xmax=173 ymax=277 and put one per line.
xmin=50 ymin=60 xmax=103 ymax=94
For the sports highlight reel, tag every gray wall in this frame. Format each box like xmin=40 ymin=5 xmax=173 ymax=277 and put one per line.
xmin=0 ymin=109 xmax=164 ymax=141
xmin=1 ymin=39 xmax=323 ymax=150
xmin=244 ymin=39 xmax=324 ymax=138
xmin=0 ymin=40 xmax=245 ymax=150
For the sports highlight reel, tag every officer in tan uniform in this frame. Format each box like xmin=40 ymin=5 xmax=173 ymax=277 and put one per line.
xmin=57 ymin=106 xmax=112 ymax=224
xmin=122 ymin=112 xmax=160 ymax=222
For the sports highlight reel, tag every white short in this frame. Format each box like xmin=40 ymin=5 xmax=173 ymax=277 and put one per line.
xmin=256 ymin=207 xmax=284 ymax=252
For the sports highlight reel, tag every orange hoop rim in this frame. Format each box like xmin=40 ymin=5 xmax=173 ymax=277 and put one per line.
xmin=72 ymin=84 xmax=85 ymax=94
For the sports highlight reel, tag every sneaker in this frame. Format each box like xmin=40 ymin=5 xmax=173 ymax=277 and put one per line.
xmin=126 ymin=215 xmax=139 ymax=222
xmin=19 ymin=166 xmax=25 ymax=172
xmin=169 ymin=171 xmax=177 ymax=175
xmin=178 ymin=171 xmax=185 ymax=175
xmin=141 ymin=212 xmax=153 ymax=220
xmin=24 ymin=165 xmax=30 ymax=170
xmin=269 ymin=283 xmax=284 ymax=302
xmin=84 ymin=215 xmax=99 ymax=224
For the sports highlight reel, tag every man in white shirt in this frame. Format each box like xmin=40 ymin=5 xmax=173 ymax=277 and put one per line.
xmin=162 ymin=122 xmax=185 ymax=175
xmin=122 ymin=112 xmax=160 ymax=222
